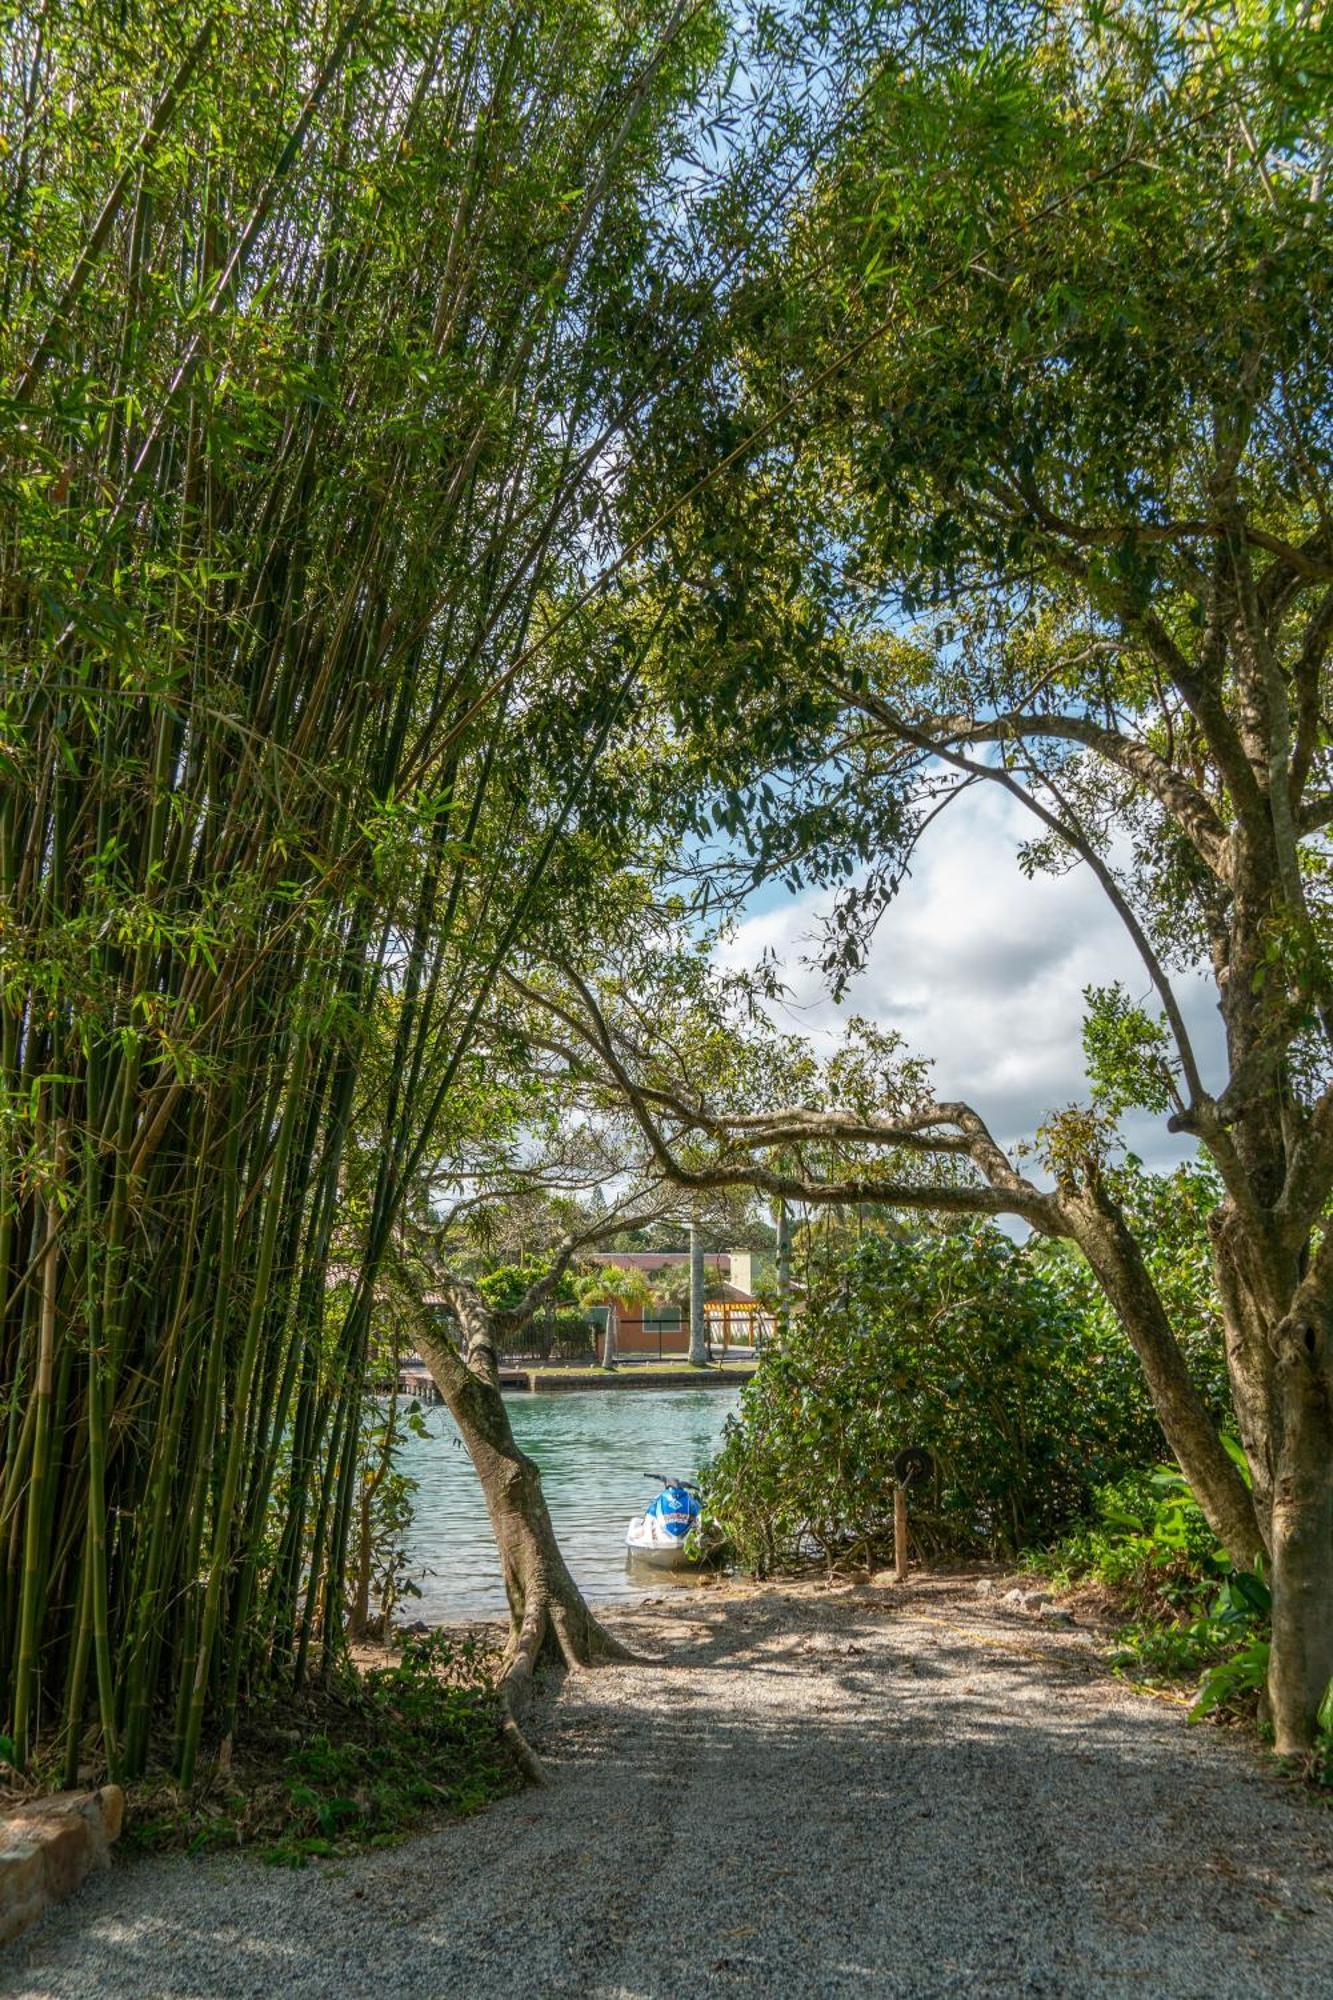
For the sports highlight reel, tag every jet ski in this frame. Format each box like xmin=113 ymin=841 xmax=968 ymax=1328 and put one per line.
xmin=625 ymin=1473 xmax=702 ymax=1568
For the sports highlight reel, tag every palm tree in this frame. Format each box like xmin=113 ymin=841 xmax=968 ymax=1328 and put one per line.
xmin=576 ymin=1266 xmax=655 ymax=1371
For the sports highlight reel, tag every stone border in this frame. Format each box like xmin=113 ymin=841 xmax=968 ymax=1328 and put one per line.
xmin=1 ymin=1787 xmax=124 ymax=1948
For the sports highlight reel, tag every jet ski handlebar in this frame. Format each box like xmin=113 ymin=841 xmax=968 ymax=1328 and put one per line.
xmin=644 ymin=1472 xmax=700 ymax=1494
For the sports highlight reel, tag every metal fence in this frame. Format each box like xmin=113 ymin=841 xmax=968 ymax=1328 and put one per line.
xmin=383 ymin=1300 xmax=777 ymax=1393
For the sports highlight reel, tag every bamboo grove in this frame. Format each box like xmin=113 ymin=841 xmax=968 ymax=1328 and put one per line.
xmin=0 ymin=0 xmax=726 ymax=1782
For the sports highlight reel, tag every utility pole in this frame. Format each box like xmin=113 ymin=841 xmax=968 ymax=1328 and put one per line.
xmin=776 ymin=1199 xmax=791 ymax=1340
xmin=687 ymin=1214 xmax=708 ymax=1367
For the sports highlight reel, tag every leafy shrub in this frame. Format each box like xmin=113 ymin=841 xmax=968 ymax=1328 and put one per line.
xmin=478 ymin=1262 xmax=578 ymax=1313
xmin=127 ymin=1629 xmax=512 ymax=1865
xmin=1190 ymin=1636 xmax=1271 ymax=1720
xmin=1036 ymin=1464 xmax=1284 ymax=1730
xmin=1033 ymin=1467 xmax=1228 ymax=1619
xmin=704 ymin=1226 xmax=1213 ymax=1570
xmin=1109 ymin=1586 xmax=1269 ymax=1692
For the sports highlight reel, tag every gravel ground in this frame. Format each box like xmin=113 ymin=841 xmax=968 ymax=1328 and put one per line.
xmin=3 ymin=1573 xmax=1331 ymax=1999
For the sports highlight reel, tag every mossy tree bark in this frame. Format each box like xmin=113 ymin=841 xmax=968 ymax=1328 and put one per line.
xmin=396 ymin=1223 xmax=659 ymax=1772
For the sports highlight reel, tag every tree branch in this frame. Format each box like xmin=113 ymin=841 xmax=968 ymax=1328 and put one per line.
xmin=851 ymin=686 xmax=1212 ymax=1118
xmin=520 ymin=965 xmax=1064 ymax=1234
xmin=862 ymin=704 xmax=1230 ymax=877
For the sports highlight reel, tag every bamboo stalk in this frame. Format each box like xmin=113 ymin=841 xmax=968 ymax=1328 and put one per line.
xmin=12 ymin=1121 xmax=63 ymax=1767
xmin=3 ymin=0 xmax=726 ymax=1776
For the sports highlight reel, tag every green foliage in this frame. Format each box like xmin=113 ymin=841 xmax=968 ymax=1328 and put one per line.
xmin=0 ymin=0 xmax=730 ymax=1782
xmin=350 ymin=1399 xmax=431 ymax=1637
xmin=550 ymin=1311 xmax=596 ymax=1360
xmin=127 ymin=1631 xmax=511 ymax=1866
xmin=1082 ymin=984 xmax=1176 ymax=1119
xmin=654 ymin=0 xmax=1333 ymax=950
xmin=1035 ymin=1464 xmax=1285 ymax=1735
xmin=704 ymin=1226 xmax=1200 ymax=1571
xmin=267 ymin=1632 xmax=508 ymax=1866
xmin=575 ymin=1264 xmax=655 ymax=1311
xmin=479 ymin=1264 xmax=578 ymax=1314
xmin=1033 ymin=1468 xmax=1229 ymax=1618
xmin=651 ymin=1263 xmax=727 ymax=1308
xmin=1191 ymin=1638 xmax=1272 ymax=1724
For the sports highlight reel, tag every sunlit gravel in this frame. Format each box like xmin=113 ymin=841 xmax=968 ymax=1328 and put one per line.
xmin=4 ymin=1574 xmax=1331 ymax=1999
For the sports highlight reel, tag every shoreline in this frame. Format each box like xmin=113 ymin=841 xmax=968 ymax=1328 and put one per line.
xmin=383 ymin=1360 xmax=757 ymax=1402
xmin=503 ymin=1360 xmax=756 ymax=1392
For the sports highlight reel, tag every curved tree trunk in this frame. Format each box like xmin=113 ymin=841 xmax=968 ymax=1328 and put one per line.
xmin=1205 ymin=1160 xmax=1333 ymax=1751
xmin=413 ymin=1300 xmax=637 ymax=1776
xmin=1070 ymin=1179 xmax=1331 ymax=1752
xmin=1065 ymin=1185 xmax=1264 ymax=1568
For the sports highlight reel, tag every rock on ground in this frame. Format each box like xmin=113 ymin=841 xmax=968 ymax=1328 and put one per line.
xmin=2 ymin=1574 xmax=1330 ymax=1999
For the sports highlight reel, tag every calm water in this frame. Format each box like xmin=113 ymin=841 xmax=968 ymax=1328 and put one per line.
xmin=397 ymin=1386 xmax=741 ymax=1622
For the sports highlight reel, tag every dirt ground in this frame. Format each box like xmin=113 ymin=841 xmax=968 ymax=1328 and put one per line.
xmin=4 ymin=1572 xmax=1331 ymax=1998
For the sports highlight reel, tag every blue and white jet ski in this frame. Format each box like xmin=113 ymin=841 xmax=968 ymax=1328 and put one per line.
xmin=625 ymin=1473 xmax=702 ymax=1568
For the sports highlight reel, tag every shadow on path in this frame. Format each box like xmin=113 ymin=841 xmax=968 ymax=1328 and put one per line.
xmin=4 ymin=1580 xmax=1331 ymax=2000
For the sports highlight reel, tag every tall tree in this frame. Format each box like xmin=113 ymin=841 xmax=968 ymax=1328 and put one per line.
xmin=630 ymin=0 xmax=1333 ymax=1749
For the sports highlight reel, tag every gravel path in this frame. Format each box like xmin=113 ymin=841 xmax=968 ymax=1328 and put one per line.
xmin=3 ymin=1574 xmax=1331 ymax=1998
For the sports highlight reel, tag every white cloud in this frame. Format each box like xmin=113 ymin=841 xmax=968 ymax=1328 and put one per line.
xmin=716 ymin=785 xmax=1224 ymax=1176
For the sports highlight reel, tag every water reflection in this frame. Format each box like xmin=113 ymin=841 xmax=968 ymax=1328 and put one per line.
xmin=397 ymin=1386 xmax=741 ymax=1622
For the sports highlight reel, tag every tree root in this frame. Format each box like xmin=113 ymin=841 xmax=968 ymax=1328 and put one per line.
xmin=497 ymin=1596 xmax=550 ymax=1782
xmin=549 ymin=1598 xmax=644 ymax=1669
xmin=496 ymin=1589 xmax=646 ymax=1784
xmin=499 ymin=1702 xmax=549 ymax=1785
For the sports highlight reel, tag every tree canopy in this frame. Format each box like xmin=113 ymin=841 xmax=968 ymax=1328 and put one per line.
xmin=518 ymin=0 xmax=1333 ymax=1749
xmin=3 ymin=0 xmax=1332 ymax=1779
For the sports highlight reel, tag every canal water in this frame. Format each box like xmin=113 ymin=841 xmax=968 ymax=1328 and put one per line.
xmin=397 ymin=1385 xmax=742 ymax=1623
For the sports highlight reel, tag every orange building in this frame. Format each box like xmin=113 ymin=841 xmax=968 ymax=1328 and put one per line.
xmin=586 ymin=1250 xmax=772 ymax=1359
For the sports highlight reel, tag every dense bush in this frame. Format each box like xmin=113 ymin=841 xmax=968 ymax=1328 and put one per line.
xmin=1031 ymin=1159 xmax=1230 ymax=1418
xmin=704 ymin=1216 xmax=1226 ymax=1571
xmin=477 ymin=1263 xmax=579 ymax=1313
xmin=474 ymin=1265 xmax=595 ymax=1358
xmin=1030 ymin=1465 xmax=1288 ymax=1740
